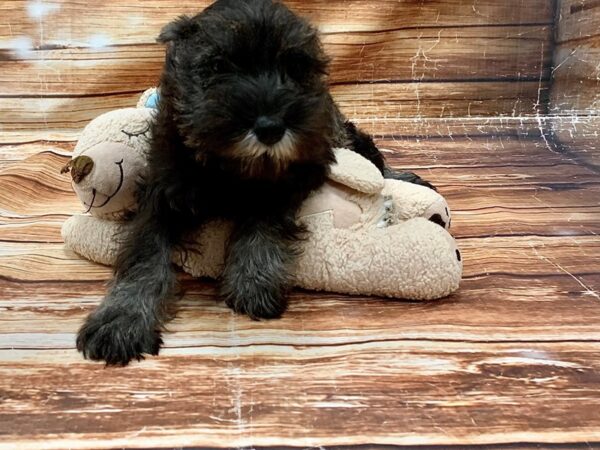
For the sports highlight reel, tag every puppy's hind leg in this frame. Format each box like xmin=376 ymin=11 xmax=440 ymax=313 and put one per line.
xmin=220 ymin=215 xmax=302 ymax=320
xmin=382 ymin=167 xmax=437 ymax=191
xmin=76 ymin=191 xmax=182 ymax=365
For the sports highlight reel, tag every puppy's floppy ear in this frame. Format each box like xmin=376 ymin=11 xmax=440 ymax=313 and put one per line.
xmin=157 ymin=15 xmax=199 ymax=43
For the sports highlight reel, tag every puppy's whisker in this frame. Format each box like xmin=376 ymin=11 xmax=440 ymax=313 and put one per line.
xmin=235 ymin=129 xmax=298 ymax=175
xmin=238 ymin=131 xmax=268 ymax=158
xmin=267 ymin=130 xmax=297 ymax=164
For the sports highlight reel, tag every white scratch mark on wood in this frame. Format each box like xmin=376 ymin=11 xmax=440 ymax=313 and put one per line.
xmin=529 ymin=244 xmax=600 ymax=300
xmin=226 ymin=312 xmax=247 ymax=447
xmin=470 ymin=356 xmax=584 ymax=371
xmin=552 ymin=48 xmax=578 ymax=75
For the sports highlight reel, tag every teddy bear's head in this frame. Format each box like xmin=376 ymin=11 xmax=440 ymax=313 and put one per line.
xmin=62 ymin=107 xmax=154 ymax=220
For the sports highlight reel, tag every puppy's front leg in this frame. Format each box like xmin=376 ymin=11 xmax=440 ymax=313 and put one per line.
xmin=220 ymin=215 xmax=302 ymax=320
xmin=76 ymin=196 xmax=181 ymax=365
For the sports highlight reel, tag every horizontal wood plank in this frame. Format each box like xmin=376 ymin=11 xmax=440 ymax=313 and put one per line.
xmin=2 ymin=273 xmax=600 ymax=345
xmin=0 ymin=152 xmax=79 ymax=217
xmin=0 ymin=81 xmax=550 ymax=143
xmin=550 ymin=1 xmax=599 ymax=169
xmin=550 ymin=36 xmax=600 ymax=116
xmin=551 ymin=116 xmax=600 ymax=168
xmin=0 ymin=142 xmax=72 ymax=171
xmin=1 ymin=341 xmax=600 ymax=448
xmin=0 ymin=25 xmax=553 ymax=96
xmin=0 ymin=117 xmax=553 ymax=145
xmin=6 ymin=185 xmax=600 ymax=242
xmin=365 ymin=117 xmax=551 ymax=138
xmin=7 ymin=200 xmax=600 ymax=245
xmin=556 ymin=0 xmax=600 ymax=43
xmin=0 ymin=0 xmax=555 ymax=46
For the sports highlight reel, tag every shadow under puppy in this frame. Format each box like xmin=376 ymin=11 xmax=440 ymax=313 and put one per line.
xmin=77 ymin=0 xmax=433 ymax=365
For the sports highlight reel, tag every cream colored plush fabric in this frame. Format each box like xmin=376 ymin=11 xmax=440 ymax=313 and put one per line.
xmin=328 ymin=147 xmax=384 ymax=194
xmin=62 ymin=203 xmax=462 ymax=300
xmin=68 ymin=108 xmax=154 ymax=219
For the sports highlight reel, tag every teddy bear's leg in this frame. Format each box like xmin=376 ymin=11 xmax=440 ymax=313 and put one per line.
xmin=297 ymin=217 xmax=462 ymax=300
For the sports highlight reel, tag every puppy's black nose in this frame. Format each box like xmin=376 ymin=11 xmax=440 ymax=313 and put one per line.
xmin=254 ymin=116 xmax=286 ymax=146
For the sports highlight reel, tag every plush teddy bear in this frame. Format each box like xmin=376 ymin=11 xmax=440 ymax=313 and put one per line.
xmin=61 ymin=89 xmax=462 ymax=300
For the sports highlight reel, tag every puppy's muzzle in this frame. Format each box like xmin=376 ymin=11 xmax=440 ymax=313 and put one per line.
xmin=254 ymin=115 xmax=286 ymax=146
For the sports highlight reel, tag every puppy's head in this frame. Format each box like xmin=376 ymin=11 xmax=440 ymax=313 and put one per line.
xmin=157 ymin=0 xmax=336 ymax=178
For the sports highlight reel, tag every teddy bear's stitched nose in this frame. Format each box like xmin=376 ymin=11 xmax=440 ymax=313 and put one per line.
xmin=67 ymin=155 xmax=94 ymax=184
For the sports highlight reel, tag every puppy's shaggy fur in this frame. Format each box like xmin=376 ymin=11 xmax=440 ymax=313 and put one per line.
xmin=77 ymin=0 xmax=432 ymax=365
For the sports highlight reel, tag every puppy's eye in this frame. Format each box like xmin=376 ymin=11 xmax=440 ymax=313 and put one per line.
xmin=210 ymin=58 xmax=229 ymax=74
xmin=282 ymin=50 xmax=318 ymax=82
xmin=281 ymin=50 xmax=326 ymax=82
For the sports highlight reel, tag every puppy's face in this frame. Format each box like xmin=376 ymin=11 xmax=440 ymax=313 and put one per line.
xmin=158 ymin=0 xmax=335 ymax=178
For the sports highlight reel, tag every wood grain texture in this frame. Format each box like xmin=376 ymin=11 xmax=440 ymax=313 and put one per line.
xmin=551 ymin=116 xmax=600 ymax=167
xmin=3 ymin=274 xmax=600 ymax=346
xmin=0 ymin=81 xmax=550 ymax=144
xmin=0 ymin=0 xmax=555 ymax=44
xmin=1 ymin=134 xmax=600 ymax=447
xmin=0 ymin=25 xmax=553 ymax=96
xmin=2 ymin=342 xmax=600 ymax=449
xmin=550 ymin=0 xmax=600 ymax=168
xmin=556 ymin=0 xmax=600 ymax=43
xmin=550 ymin=36 xmax=600 ymax=116
xmin=0 ymin=0 xmax=555 ymax=139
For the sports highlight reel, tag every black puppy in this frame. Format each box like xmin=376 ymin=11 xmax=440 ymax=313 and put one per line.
xmin=77 ymin=0 xmax=431 ymax=365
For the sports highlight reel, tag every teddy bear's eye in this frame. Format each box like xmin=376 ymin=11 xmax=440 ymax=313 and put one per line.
xmin=121 ymin=122 xmax=151 ymax=139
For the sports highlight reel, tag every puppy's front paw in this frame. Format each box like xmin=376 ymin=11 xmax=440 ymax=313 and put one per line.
xmin=222 ymin=283 xmax=288 ymax=320
xmin=76 ymin=308 xmax=162 ymax=366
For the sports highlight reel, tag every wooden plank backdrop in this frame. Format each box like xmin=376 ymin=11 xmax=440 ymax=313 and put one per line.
xmin=0 ymin=0 xmax=555 ymax=143
xmin=1 ymin=0 xmax=600 ymax=448
xmin=550 ymin=0 xmax=600 ymax=167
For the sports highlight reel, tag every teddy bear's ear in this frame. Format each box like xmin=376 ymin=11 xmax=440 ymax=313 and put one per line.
xmin=157 ymin=15 xmax=199 ymax=43
xmin=137 ymin=88 xmax=160 ymax=109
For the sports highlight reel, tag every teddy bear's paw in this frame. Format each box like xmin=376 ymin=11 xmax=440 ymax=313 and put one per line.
xmin=383 ymin=169 xmax=437 ymax=191
xmin=424 ymin=197 xmax=452 ymax=230
xmin=76 ymin=307 xmax=162 ymax=366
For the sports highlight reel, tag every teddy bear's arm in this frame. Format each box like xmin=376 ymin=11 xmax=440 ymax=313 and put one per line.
xmin=329 ymin=148 xmax=385 ymax=194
